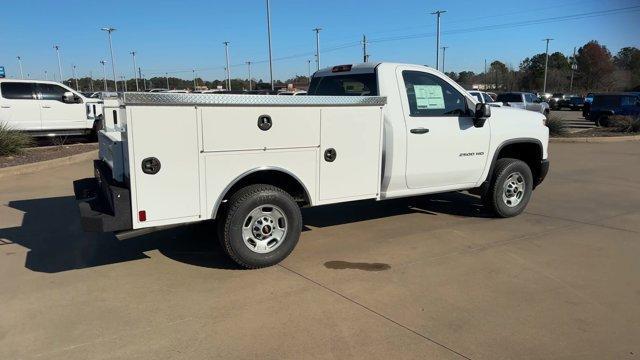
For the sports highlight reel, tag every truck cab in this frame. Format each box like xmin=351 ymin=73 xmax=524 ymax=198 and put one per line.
xmin=74 ymin=62 xmax=549 ymax=269
xmin=0 ymin=79 xmax=102 ymax=137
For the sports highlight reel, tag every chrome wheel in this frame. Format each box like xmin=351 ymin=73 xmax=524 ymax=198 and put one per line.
xmin=241 ymin=205 xmax=288 ymax=254
xmin=502 ymin=172 xmax=526 ymax=208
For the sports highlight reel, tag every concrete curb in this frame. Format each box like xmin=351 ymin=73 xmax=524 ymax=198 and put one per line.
xmin=550 ymin=134 xmax=640 ymax=143
xmin=0 ymin=150 xmax=97 ymax=179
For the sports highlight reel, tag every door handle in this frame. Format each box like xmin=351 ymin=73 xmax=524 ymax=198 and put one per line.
xmin=1 ymin=106 xmax=10 ymax=109
xmin=410 ymin=128 xmax=429 ymax=134
xmin=42 ymin=105 xmax=51 ymax=108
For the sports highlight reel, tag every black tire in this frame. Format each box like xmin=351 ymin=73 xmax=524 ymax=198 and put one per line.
xmin=484 ymin=158 xmax=534 ymax=218
xmin=218 ymin=184 xmax=302 ymax=269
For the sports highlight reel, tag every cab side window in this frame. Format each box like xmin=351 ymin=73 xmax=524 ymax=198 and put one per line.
xmin=1 ymin=82 xmax=34 ymax=100
xmin=38 ymin=83 xmax=68 ymax=101
xmin=482 ymin=93 xmax=494 ymax=103
xmin=402 ymin=71 xmax=468 ymax=117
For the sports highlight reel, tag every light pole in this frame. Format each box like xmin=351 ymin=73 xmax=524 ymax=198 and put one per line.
xmin=441 ymin=46 xmax=448 ymax=73
xmin=307 ymin=59 xmax=311 ymax=83
xmin=89 ymin=71 xmax=94 ymax=92
xmin=266 ymin=0 xmax=274 ymax=91
xmin=165 ymin=72 xmax=169 ymax=89
xmin=542 ymin=38 xmax=553 ymax=94
xmin=313 ymin=28 xmax=322 ymax=71
xmin=139 ymin=68 xmax=145 ymax=90
xmin=130 ymin=51 xmax=139 ymax=91
xmin=101 ymin=27 xmax=118 ymax=91
xmin=192 ymin=69 xmax=197 ymax=90
xmin=16 ymin=56 xmax=24 ymax=79
xmin=223 ymin=41 xmax=231 ymax=90
xmin=100 ymin=60 xmax=107 ymax=91
xmin=431 ymin=10 xmax=446 ymax=71
xmin=121 ymin=75 xmax=127 ymax=92
xmin=362 ymin=34 xmax=369 ymax=63
xmin=44 ymin=70 xmax=48 ymax=80
xmin=72 ymin=64 xmax=79 ymax=90
xmin=54 ymin=45 xmax=63 ymax=84
xmin=246 ymin=61 xmax=252 ymax=91
xmin=569 ymin=46 xmax=576 ymax=93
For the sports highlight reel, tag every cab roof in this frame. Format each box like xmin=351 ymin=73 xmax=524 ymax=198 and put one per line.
xmin=314 ymin=62 xmax=436 ymax=77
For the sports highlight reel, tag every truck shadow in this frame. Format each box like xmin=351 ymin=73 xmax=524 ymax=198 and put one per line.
xmin=0 ymin=192 xmax=489 ymax=273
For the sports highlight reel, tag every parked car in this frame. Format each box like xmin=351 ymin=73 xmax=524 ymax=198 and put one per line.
xmin=587 ymin=92 xmax=640 ymax=126
xmin=554 ymin=94 xmax=580 ymax=110
xmin=0 ymin=79 xmax=102 ymax=137
xmin=468 ymin=90 xmax=502 ymax=107
xmin=74 ymin=62 xmax=549 ymax=269
xmin=496 ymin=92 xmax=550 ymax=116
xmin=568 ymin=96 xmax=585 ymax=110
xmin=277 ymin=90 xmax=307 ymax=96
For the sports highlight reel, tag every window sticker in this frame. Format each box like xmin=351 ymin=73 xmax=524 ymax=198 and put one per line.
xmin=414 ymin=85 xmax=445 ymax=109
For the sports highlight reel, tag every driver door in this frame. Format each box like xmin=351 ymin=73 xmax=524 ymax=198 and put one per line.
xmin=398 ymin=68 xmax=490 ymax=189
xmin=36 ymin=83 xmax=85 ymax=130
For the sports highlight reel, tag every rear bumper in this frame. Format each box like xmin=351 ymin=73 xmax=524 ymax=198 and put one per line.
xmin=73 ymin=160 xmax=132 ymax=232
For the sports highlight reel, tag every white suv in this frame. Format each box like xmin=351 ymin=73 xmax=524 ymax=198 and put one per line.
xmin=0 ymin=79 xmax=102 ymax=137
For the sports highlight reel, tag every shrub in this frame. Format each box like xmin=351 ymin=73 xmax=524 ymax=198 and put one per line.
xmin=0 ymin=123 xmax=34 ymax=156
xmin=610 ymin=115 xmax=640 ymax=133
xmin=545 ymin=115 xmax=568 ymax=137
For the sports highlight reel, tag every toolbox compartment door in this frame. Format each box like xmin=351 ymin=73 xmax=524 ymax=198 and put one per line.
xmin=128 ymin=106 xmax=201 ymax=224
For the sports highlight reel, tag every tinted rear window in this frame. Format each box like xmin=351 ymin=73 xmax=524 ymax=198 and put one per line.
xmin=1 ymin=82 xmax=34 ymax=99
xmin=496 ymin=93 xmax=523 ymax=103
xmin=308 ymin=73 xmax=378 ymax=96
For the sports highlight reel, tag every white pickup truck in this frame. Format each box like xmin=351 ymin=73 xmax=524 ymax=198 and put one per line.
xmin=74 ymin=62 xmax=549 ymax=269
xmin=0 ymin=79 xmax=102 ymax=137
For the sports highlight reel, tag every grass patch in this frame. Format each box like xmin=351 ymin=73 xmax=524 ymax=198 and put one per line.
xmin=609 ymin=115 xmax=640 ymax=133
xmin=0 ymin=123 xmax=34 ymax=156
xmin=545 ymin=115 xmax=568 ymax=137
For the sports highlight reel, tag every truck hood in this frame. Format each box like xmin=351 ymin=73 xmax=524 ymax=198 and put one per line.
xmin=489 ymin=105 xmax=545 ymax=123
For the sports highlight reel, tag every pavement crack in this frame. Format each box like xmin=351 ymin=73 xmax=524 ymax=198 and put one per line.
xmin=524 ymin=210 xmax=639 ymax=234
xmin=278 ymin=264 xmax=472 ymax=360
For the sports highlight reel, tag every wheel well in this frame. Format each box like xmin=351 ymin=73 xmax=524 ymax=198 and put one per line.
xmin=215 ymin=169 xmax=311 ymax=218
xmin=495 ymin=142 xmax=542 ymax=181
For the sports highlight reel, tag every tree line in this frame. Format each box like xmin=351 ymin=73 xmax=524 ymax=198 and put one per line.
xmin=445 ymin=40 xmax=640 ymax=94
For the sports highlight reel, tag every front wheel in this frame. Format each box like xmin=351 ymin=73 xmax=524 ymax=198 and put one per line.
xmin=484 ymin=158 xmax=534 ymax=218
xmin=218 ymin=184 xmax=302 ymax=269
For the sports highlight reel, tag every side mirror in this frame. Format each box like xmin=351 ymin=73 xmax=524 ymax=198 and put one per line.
xmin=473 ymin=103 xmax=490 ymax=127
xmin=62 ymin=92 xmax=76 ymax=103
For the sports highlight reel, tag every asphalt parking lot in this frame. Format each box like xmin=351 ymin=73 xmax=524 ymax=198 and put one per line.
xmin=1 ymin=141 xmax=639 ymax=359
xmin=551 ymin=109 xmax=595 ymax=132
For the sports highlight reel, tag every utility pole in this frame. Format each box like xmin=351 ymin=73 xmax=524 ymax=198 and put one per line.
xmin=139 ymin=68 xmax=145 ymax=90
xmin=72 ymin=65 xmax=79 ymax=90
xmin=441 ymin=46 xmax=449 ymax=73
xmin=100 ymin=60 xmax=107 ymax=91
xmin=54 ymin=45 xmax=63 ymax=84
xmin=246 ymin=61 xmax=252 ymax=91
xmin=101 ymin=27 xmax=118 ymax=91
xmin=307 ymin=59 xmax=311 ymax=83
xmin=266 ymin=0 xmax=274 ymax=91
xmin=89 ymin=71 xmax=94 ymax=91
xmin=192 ymin=69 xmax=197 ymax=90
xmin=223 ymin=41 xmax=231 ymax=90
xmin=313 ymin=28 xmax=322 ymax=70
xmin=130 ymin=51 xmax=139 ymax=91
xmin=17 ymin=56 xmax=24 ymax=79
xmin=431 ymin=10 xmax=446 ymax=71
xmin=569 ymin=46 xmax=576 ymax=93
xmin=542 ymin=38 xmax=553 ymax=94
xmin=484 ymin=59 xmax=487 ymax=90
xmin=44 ymin=70 xmax=48 ymax=80
xmin=165 ymin=72 xmax=169 ymax=89
xmin=362 ymin=34 xmax=369 ymax=63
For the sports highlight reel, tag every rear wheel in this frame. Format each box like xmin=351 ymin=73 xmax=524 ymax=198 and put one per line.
xmin=484 ymin=158 xmax=533 ymax=218
xmin=218 ymin=184 xmax=302 ymax=269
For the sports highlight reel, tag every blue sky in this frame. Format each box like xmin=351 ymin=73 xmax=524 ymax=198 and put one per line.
xmin=1 ymin=0 xmax=639 ymax=81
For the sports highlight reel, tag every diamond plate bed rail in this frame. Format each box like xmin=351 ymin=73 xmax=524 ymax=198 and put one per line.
xmin=120 ymin=92 xmax=387 ymax=107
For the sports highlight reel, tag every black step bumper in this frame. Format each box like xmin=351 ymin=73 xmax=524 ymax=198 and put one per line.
xmin=73 ymin=160 xmax=132 ymax=232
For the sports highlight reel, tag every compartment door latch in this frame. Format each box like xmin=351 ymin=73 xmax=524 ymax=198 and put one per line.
xmin=324 ymin=148 xmax=337 ymax=162
xmin=141 ymin=157 xmax=161 ymax=175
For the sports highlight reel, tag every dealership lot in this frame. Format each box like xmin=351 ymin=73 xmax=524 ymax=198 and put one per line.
xmin=1 ymin=141 xmax=639 ymax=359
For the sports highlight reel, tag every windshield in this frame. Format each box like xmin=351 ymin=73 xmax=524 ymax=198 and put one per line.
xmin=496 ymin=93 xmax=523 ymax=103
xmin=308 ymin=73 xmax=378 ymax=96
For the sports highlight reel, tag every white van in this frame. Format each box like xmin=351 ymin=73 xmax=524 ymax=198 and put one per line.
xmin=0 ymin=79 xmax=102 ymax=137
